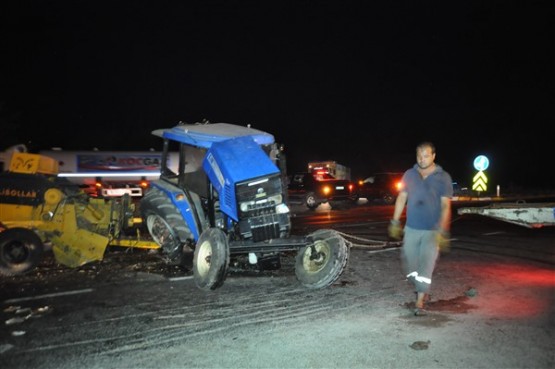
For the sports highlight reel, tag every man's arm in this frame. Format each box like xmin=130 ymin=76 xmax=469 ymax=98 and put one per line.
xmin=388 ymin=191 xmax=408 ymax=240
xmin=392 ymin=191 xmax=408 ymax=221
xmin=438 ymin=196 xmax=451 ymax=232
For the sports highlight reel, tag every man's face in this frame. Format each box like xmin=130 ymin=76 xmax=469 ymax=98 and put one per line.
xmin=416 ymin=146 xmax=435 ymax=170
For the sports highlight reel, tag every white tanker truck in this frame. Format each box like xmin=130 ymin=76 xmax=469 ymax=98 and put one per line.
xmin=39 ymin=148 xmax=180 ymax=197
xmin=1 ymin=145 xmax=178 ymax=197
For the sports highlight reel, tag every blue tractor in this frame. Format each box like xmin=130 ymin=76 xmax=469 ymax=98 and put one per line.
xmin=140 ymin=122 xmax=349 ymax=290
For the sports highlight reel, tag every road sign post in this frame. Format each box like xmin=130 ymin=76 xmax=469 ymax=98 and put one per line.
xmin=472 ymin=155 xmax=490 ymax=194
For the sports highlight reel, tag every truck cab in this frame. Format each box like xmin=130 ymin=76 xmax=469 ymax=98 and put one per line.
xmin=288 ymin=172 xmax=356 ymax=209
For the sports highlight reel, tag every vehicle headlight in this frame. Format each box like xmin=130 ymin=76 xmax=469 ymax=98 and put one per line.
xmin=239 ymin=193 xmax=283 ymax=212
xmin=275 ymin=203 xmax=290 ymax=214
xmin=267 ymin=193 xmax=283 ymax=205
xmin=240 ymin=201 xmax=254 ymax=212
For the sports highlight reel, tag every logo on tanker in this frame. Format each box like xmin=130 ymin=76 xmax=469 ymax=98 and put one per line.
xmin=77 ymin=154 xmax=163 ymax=172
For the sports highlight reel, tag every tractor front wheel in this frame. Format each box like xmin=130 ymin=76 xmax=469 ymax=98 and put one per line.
xmin=193 ymin=228 xmax=230 ymax=291
xmin=295 ymin=229 xmax=349 ymax=289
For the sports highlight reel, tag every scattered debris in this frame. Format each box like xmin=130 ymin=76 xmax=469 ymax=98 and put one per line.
xmin=410 ymin=340 xmax=431 ymax=350
xmin=0 ymin=343 xmax=14 ymax=354
xmin=3 ymin=305 xmax=21 ymax=313
xmin=5 ymin=316 xmax=29 ymax=325
xmin=35 ymin=306 xmax=51 ymax=314
xmin=3 ymin=305 xmax=53 ymax=328
xmin=15 ymin=307 xmax=32 ymax=315
xmin=465 ymin=287 xmax=478 ymax=297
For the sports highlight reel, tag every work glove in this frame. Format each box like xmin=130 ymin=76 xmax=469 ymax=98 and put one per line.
xmin=436 ymin=230 xmax=451 ymax=253
xmin=388 ymin=220 xmax=404 ymax=240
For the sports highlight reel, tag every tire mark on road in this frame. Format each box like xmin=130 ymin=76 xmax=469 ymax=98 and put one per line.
xmin=14 ymin=284 xmax=386 ymax=355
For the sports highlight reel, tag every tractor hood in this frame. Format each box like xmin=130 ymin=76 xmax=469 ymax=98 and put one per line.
xmin=203 ymin=135 xmax=280 ymax=220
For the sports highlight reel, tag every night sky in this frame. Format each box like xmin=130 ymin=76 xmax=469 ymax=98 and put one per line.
xmin=1 ymin=1 xmax=553 ymax=189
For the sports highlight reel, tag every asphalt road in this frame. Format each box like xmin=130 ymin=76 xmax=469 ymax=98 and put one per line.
xmin=1 ymin=201 xmax=554 ymax=369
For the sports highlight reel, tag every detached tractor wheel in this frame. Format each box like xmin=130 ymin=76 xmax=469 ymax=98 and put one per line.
xmin=141 ymin=188 xmax=192 ymax=261
xmin=295 ymin=229 xmax=349 ymax=289
xmin=193 ymin=228 xmax=230 ymax=291
xmin=305 ymin=192 xmax=319 ymax=209
xmin=0 ymin=228 xmax=44 ymax=276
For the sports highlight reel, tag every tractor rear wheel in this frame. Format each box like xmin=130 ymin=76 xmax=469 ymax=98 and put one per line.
xmin=141 ymin=188 xmax=192 ymax=261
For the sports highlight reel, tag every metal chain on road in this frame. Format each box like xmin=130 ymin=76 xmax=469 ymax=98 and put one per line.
xmin=334 ymin=231 xmax=402 ymax=250
xmin=335 ymin=216 xmax=466 ymax=250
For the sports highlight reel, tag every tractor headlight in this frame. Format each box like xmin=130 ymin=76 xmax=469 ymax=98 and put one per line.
xmin=239 ymin=193 xmax=283 ymax=212
xmin=275 ymin=203 xmax=290 ymax=214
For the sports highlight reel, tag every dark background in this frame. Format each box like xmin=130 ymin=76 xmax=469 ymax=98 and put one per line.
xmin=1 ymin=1 xmax=553 ymax=189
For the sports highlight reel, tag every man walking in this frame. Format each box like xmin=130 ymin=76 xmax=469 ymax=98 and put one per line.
xmin=388 ymin=141 xmax=453 ymax=315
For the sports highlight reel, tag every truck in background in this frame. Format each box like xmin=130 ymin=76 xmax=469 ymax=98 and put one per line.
xmin=288 ymin=172 xmax=356 ymax=209
xmin=38 ymin=149 xmax=179 ymax=197
xmin=308 ymin=161 xmax=351 ymax=180
xmin=1 ymin=145 xmax=179 ymax=198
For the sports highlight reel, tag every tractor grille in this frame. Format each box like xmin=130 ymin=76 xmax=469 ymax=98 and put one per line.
xmin=238 ymin=213 xmax=289 ymax=242
xmin=235 ymin=174 xmax=289 ymax=242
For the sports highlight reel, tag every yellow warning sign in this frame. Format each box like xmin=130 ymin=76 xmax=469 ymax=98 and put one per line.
xmin=472 ymin=171 xmax=488 ymax=192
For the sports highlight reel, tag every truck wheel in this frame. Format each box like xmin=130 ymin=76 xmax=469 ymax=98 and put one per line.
xmin=305 ymin=193 xmax=319 ymax=209
xmin=383 ymin=193 xmax=395 ymax=205
xmin=295 ymin=229 xmax=349 ymax=289
xmin=0 ymin=228 xmax=44 ymax=276
xmin=141 ymin=188 xmax=192 ymax=260
xmin=193 ymin=228 xmax=230 ymax=291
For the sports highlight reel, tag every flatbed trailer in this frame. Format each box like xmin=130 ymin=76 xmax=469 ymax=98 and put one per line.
xmin=457 ymin=202 xmax=555 ymax=228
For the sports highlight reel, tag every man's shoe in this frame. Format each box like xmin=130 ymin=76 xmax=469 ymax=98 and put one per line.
xmin=414 ymin=308 xmax=428 ymax=316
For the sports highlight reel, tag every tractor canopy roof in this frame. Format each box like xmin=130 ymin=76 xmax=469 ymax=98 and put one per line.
xmin=152 ymin=123 xmax=275 ymax=148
